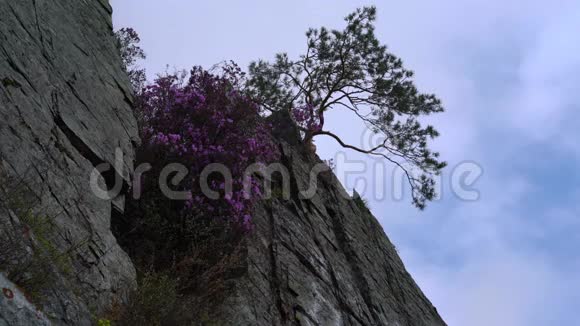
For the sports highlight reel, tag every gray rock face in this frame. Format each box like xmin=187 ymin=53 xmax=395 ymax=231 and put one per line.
xmin=0 ymin=274 xmax=51 ymax=326
xmin=0 ymin=0 xmax=138 ymax=324
xmin=215 ymin=113 xmax=446 ymax=325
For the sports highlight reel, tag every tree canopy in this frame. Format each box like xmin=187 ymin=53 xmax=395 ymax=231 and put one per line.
xmin=247 ymin=6 xmax=446 ymax=209
xmin=115 ymin=28 xmax=147 ymax=92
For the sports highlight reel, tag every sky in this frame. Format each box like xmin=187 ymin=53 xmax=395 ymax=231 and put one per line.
xmin=111 ymin=1 xmax=580 ymax=325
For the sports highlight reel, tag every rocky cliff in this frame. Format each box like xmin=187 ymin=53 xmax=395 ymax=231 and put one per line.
xmin=0 ymin=0 xmax=138 ymax=324
xmin=0 ymin=1 xmax=446 ymax=325
xmin=210 ymin=113 xmax=446 ymax=326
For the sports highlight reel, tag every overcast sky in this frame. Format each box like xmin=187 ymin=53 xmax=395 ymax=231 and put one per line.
xmin=111 ymin=1 xmax=580 ymax=324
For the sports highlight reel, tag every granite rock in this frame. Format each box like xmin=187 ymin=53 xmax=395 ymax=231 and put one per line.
xmin=214 ymin=114 xmax=447 ymax=325
xmin=0 ymin=0 xmax=138 ymax=324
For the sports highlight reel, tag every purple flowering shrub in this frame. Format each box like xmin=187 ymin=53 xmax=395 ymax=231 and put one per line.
xmin=292 ymin=103 xmax=322 ymax=137
xmin=112 ymin=32 xmax=276 ymax=322
xmin=136 ymin=66 xmax=278 ymax=228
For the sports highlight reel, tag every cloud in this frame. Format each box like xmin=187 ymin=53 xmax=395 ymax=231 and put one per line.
xmin=394 ymin=172 xmax=580 ymax=326
xmin=508 ymin=2 xmax=580 ymax=142
xmin=371 ymin=2 xmax=580 ymax=324
xmin=405 ymin=247 xmax=577 ymax=326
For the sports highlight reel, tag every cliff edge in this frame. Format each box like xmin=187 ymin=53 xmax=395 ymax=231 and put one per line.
xmin=211 ymin=112 xmax=446 ymax=325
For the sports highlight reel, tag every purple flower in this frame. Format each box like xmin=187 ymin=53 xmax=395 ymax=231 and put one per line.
xmin=136 ymin=67 xmax=280 ymax=229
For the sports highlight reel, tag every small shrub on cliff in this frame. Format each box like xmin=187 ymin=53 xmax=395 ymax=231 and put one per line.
xmin=136 ymin=64 xmax=278 ymax=227
xmin=353 ymin=194 xmax=371 ymax=211
xmin=97 ymin=319 xmax=111 ymax=326
xmin=0 ymin=167 xmax=84 ymax=303
xmin=118 ymin=272 xmax=178 ymax=326
xmin=115 ymin=27 xmax=147 ymax=93
xmin=114 ymin=65 xmax=277 ymax=324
